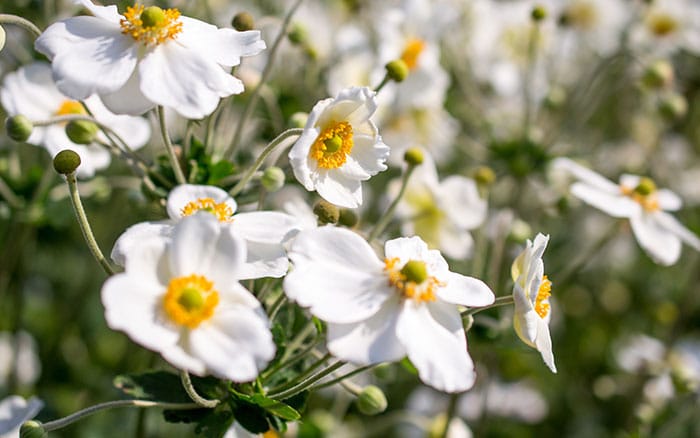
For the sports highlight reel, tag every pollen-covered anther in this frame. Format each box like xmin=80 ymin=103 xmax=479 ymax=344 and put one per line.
xmin=120 ymin=4 xmax=183 ymax=46
xmin=163 ymin=274 xmax=219 ymax=328
xmin=181 ymin=197 xmax=234 ymax=222
xmin=385 ymin=258 xmax=443 ymax=303
xmin=535 ymin=275 xmax=552 ymax=318
xmin=309 ymin=121 xmax=353 ymax=169
xmin=55 ymin=100 xmax=87 ymax=116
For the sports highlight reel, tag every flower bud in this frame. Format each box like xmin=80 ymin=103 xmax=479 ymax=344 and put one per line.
xmin=0 ymin=25 xmax=6 ymax=52
xmin=141 ymin=6 xmax=166 ymax=28
xmin=232 ymin=12 xmax=255 ymax=31
xmin=385 ymin=59 xmax=409 ymax=83
xmin=473 ymin=166 xmax=496 ymax=186
xmin=641 ymin=60 xmax=674 ymax=90
xmin=356 ymin=385 xmax=387 ymax=415
xmin=20 ymin=421 xmax=47 ymax=438
xmin=403 ymin=147 xmax=424 ymax=166
xmin=6 ymin=115 xmax=33 ymax=142
xmin=287 ymin=23 xmax=308 ymax=45
xmin=658 ymin=92 xmax=687 ymax=120
xmin=313 ymin=200 xmax=340 ymax=224
xmin=289 ymin=112 xmax=308 ymax=128
xmin=65 ymin=120 xmax=98 ymax=144
xmin=53 ymin=149 xmax=81 ymax=175
xmin=338 ymin=208 xmax=359 ymax=228
xmin=531 ymin=5 xmax=547 ymax=21
xmin=261 ymin=166 xmax=285 ymax=192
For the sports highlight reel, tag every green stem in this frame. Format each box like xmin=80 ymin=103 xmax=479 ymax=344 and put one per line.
xmin=461 ymin=295 xmax=514 ymax=317
xmin=268 ymin=359 xmax=345 ymax=400
xmin=368 ymin=164 xmax=416 ymax=241
xmin=262 ymin=322 xmax=319 ymax=380
xmin=439 ymin=394 xmax=459 ymax=438
xmin=308 ymin=363 xmax=377 ymax=392
xmin=226 ymin=0 xmax=305 ymax=158
xmin=65 ymin=173 xmax=115 ymax=276
xmin=157 ymin=106 xmax=187 ymax=185
xmin=267 ymin=352 xmax=331 ymax=393
xmin=0 ymin=14 xmax=42 ymax=38
xmin=40 ymin=399 xmax=199 ymax=432
xmin=0 ymin=176 xmax=23 ymax=209
xmin=179 ymin=370 xmax=220 ymax=408
xmin=374 ymin=75 xmax=390 ymax=93
xmin=268 ymin=292 xmax=288 ymax=321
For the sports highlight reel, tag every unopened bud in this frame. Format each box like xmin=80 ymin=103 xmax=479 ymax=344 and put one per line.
xmin=65 ymin=120 xmax=98 ymax=144
xmin=261 ymin=166 xmax=285 ymax=192
xmin=140 ymin=6 xmax=166 ymax=28
xmin=642 ymin=60 xmax=674 ymax=89
xmin=287 ymin=23 xmax=308 ymax=45
xmin=232 ymin=12 xmax=255 ymax=31
xmin=356 ymin=385 xmax=387 ymax=415
xmin=338 ymin=208 xmax=359 ymax=227
xmin=20 ymin=420 xmax=47 ymax=438
xmin=289 ymin=112 xmax=308 ymax=128
xmin=385 ymin=59 xmax=409 ymax=82
xmin=53 ymin=149 xmax=81 ymax=175
xmin=531 ymin=5 xmax=547 ymax=21
xmin=474 ymin=166 xmax=496 ymax=186
xmin=403 ymin=147 xmax=424 ymax=166
xmin=6 ymin=115 xmax=33 ymax=142
xmin=313 ymin=200 xmax=340 ymax=224
xmin=658 ymin=92 xmax=687 ymax=120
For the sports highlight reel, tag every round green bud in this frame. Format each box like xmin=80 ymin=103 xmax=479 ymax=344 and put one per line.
xmin=531 ymin=4 xmax=548 ymax=21
xmin=544 ymin=86 xmax=566 ymax=109
xmin=385 ymin=59 xmax=409 ymax=83
xmin=473 ymin=166 xmax=496 ymax=186
xmin=356 ymin=385 xmax=388 ymax=416
xmin=0 ymin=25 xmax=6 ymax=52
xmin=20 ymin=421 xmax=47 ymax=438
xmin=6 ymin=115 xmax=33 ymax=142
xmin=641 ymin=60 xmax=674 ymax=89
xmin=261 ymin=166 xmax=286 ymax=192
xmin=658 ymin=92 xmax=687 ymax=120
xmin=338 ymin=208 xmax=359 ymax=228
xmin=65 ymin=120 xmax=98 ymax=144
xmin=634 ymin=177 xmax=657 ymax=196
xmin=403 ymin=147 xmax=424 ymax=166
xmin=53 ymin=149 xmax=81 ymax=175
xmin=141 ymin=6 xmax=166 ymax=28
xmin=232 ymin=12 xmax=255 ymax=31
xmin=400 ymin=260 xmax=428 ymax=284
xmin=289 ymin=112 xmax=308 ymax=129
xmin=287 ymin=23 xmax=308 ymax=45
xmin=313 ymin=200 xmax=340 ymax=224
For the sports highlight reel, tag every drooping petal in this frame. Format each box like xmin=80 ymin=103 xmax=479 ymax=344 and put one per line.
xmin=396 ymin=301 xmax=475 ymax=392
xmin=654 ymin=211 xmax=700 ymax=252
xmin=35 ymin=17 xmax=138 ymax=100
xmin=629 ymin=213 xmax=682 ymax=266
xmin=326 ymin=295 xmax=406 ymax=364
xmin=534 ymin=319 xmax=557 ymax=373
xmin=166 ymin=184 xmax=237 ymax=220
xmin=570 ymin=182 xmax=640 ymax=218
xmin=438 ymin=273 xmax=494 ymax=308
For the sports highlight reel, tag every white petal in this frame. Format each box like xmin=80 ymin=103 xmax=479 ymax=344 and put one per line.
xmin=629 ymin=213 xmax=682 ymax=266
xmin=534 ymin=319 xmax=557 ymax=373
xmin=160 ymin=333 xmax=208 ymax=376
xmin=35 ymin=17 xmax=138 ymax=100
xmin=138 ymin=43 xmax=242 ymax=119
xmin=346 ymin=133 xmax=389 ymax=177
xmin=551 ymin=157 xmax=620 ymax=193
xmin=396 ymin=301 xmax=475 ymax=392
xmin=0 ymin=396 xmax=43 ymax=435
xmin=237 ymin=240 xmax=289 ymax=280
xmin=110 ymin=221 xmax=172 ymax=269
xmin=85 ymin=95 xmax=151 ymax=150
xmin=177 ymin=18 xmax=266 ymax=67
xmin=167 ymin=184 xmax=236 ymax=220
xmin=288 ymin=130 xmax=318 ymax=191
xmin=438 ymin=177 xmax=487 ymax=229
xmin=436 ymin=223 xmax=473 ymax=260
xmin=570 ymin=182 xmax=640 ymax=218
xmin=657 ymin=189 xmax=683 ymax=211
xmin=326 ymin=295 xmax=406 ymax=364
xmin=315 ymin=170 xmax=363 ymax=208
xmin=438 ymin=273 xmax=495 ymax=308
xmin=0 ymin=62 xmax=63 ymax=120
xmin=233 ymin=211 xmax=300 ymax=244
xmin=75 ymin=0 xmax=123 ymax=23
xmin=655 ymin=212 xmax=700 ymax=252
xmin=318 ymin=87 xmax=377 ymax=128
xmin=99 ymin=69 xmax=155 ymax=116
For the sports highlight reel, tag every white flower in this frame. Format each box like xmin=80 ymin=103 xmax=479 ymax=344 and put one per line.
xmin=112 ymin=184 xmax=301 ymax=280
xmin=0 ymin=396 xmax=43 ymax=438
xmin=553 ymin=157 xmax=700 ymax=266
xmin=102 ymin=213 xmax=275 ymax=381
xmin=629 ymin=0 xmax=700 ymax=56
xmin=0 ymin=331 xmax=41 ymax=389
xmin=511 ymin=233 xmax=556 ymax=373
xmin=0 ymin=62 xmax=150 ymax=178
xmin=392 ymin=151 xmax=486 ymax=259
xmin=284 ymin=227 xmax=494 ymax=392
xmin=34 ymin=0 xmax=265 ymax=119
xmin=288 ymin=86 xmax=389 ymax=208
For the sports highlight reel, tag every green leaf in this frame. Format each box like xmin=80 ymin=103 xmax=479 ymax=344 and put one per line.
xmin=250 ymin=394 xmax=301 ymax=421
xmin=230 ymin=400 xmax=269 ymax=434
xmin=207 ymin=160 xmax=235 ymax=184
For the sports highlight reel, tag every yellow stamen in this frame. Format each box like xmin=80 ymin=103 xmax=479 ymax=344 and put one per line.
xmin=646 ymin=13 xmax=679 ymax=37
xmin=181 ymin=197 xmax=234 ymax=222
xmin=620 ymin=183 xmax=660 ymax=212
xmin=163 ymin=274 xmax=219 ymax=328
xmin=384 ymin=257 xmax=443 ymax=303
xmin=400 ymin=38 xmax=425 ymax=70
xmin=120 ymin=4 xmax=183 ymax=46
xmin=309 ymin=121 xmax=353 ymax=169
xmin=535 ymin=275 xmax=551 ymax=318
xmin=55 ymin=100 xmax=87 ymax=116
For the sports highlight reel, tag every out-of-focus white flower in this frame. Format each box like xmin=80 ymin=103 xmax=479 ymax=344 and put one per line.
xmin=284 ymin=227 xmax=494 ymax=392
xmin=615 ymin=334 xmax=666 ymax=374
xmin=629 ymin=0 xmax=700 ymax=56
xmin=102 ymin=213 xmax=275 ymax=382
xmin=552 ymin=0 xmax=630 ymax=56
xmin=289 ymin=87 xmax=389 ymax=208
xmin=458 ymin=379 xmax=549 ymax=424
xmin=0 ymin=331 xmax=41 ymax=389
xmin=511 ymin=233 xmax=556 ymax=373
xmin=392 ymin=151 xmax=486 ymax=259
xmin=553 ymin=157 xmax=700 ymax=266
xmin=0 ymin=62 xmax=150 ymax=178
xmin=0 ymin=396 xmax=43 ymax=438
xmin=35 ymin=0 xmax=265 ymax=119
xmin=112 ymin=184 xmax=301 ymax=280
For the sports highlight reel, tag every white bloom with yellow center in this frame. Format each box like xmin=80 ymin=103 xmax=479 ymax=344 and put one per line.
xmin=553 ymin=157 xmax=700 ymax=266
xmin=0 ymin=62 xmax=150 ymax=178
xmin=289 ymin=87 xmax=389 ymax=208
xmin=511 ymin=233 xmax=556 ymax=373
xmin=112 ymin=184 xmax=301 ymax=280
xmin=35 ymin=0 xmax=265 ymax=119
xmin=284 ymin=227 xmax=495 ymax=392
xmin=102 ymin=213 xmax=275 ymax=382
